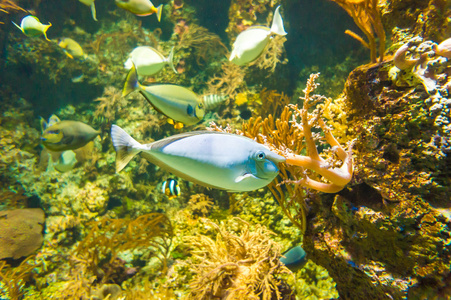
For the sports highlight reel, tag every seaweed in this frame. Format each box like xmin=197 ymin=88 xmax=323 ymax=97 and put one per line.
xmin=71 ymin=213 xmax=173 ymax=285
xmin=0 ymin=256 xmax=37 ymax=299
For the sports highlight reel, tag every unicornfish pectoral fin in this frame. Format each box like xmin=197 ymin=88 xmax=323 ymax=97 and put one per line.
xmin=270 ymin=6 xmax=287 ymax=36
xmin=235 ymin=173 xmax=258 ymax=183
xmin=111 ymin=125 xmax=143 ymax=172
xmin=91 ymin=2 xmax=98 ymax=21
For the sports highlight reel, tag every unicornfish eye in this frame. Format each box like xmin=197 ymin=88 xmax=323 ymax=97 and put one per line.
xmin=198 ymin=103 xmax=204 ymax=109
xmin=256 ymin=151 xmax=265 ymax=161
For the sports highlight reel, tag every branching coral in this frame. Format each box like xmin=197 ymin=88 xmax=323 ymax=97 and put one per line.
xmin=0 ymin=256 xmax=37 ymax=299
xmin=71 ymin=213 xmax=173 ymax=285
xmin=185 ymin=218 xmax=291 ymax=300
xmin=206 ymin=62 xmax=247 ymax=98
xmin=329 ymin=0 xmax=386 ymax=63
xmin=188 ymin=193 xmax=214 ymax=217
xmin=210 ymin=73 xmax=353 ymax=233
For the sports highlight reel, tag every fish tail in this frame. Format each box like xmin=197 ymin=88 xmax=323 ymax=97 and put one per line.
xmin=168 ymin=47 xmax=178 ymax=74
xmin=270 ymin=6 xmax=287 ymax=36
xmin=155 ymin=4 xmax=163 ymax=22
xmin=122 ymin=64 xmax=139 ymax=97
xmin=43 ymin=22 xmax=52 ymax=41
xmin=111 ymin=125 xmax=142 ymax=172
xmin=91 ymin=2 xmax=98 ymax=21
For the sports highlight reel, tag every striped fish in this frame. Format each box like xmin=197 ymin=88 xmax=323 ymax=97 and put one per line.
xmin=202 ymin=94 xmax=228 ymax=110
xmin=162 ymin=179 xmax=181 ymax=199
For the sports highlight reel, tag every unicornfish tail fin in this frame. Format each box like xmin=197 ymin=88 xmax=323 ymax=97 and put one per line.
xmin=155 ymin=4 xmax=163 ymax=22
xmin=43 ymin=22 xmax=52 ymax=41
xmin=167 ymin=47 xmax=178 ymax=74
xmin=111 ymin=125 xmax=142 ymax=172
xmin=270 ymin=5 xmax=287 ymax=36
xmin=91 ymin=3 xmax=98 ymax=21
xmin=122 ymin=64 xmax=140 ymax=97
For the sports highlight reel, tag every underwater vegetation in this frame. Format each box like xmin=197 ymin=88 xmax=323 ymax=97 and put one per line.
xmin=0 ymin=0 xmax=450 ymax=299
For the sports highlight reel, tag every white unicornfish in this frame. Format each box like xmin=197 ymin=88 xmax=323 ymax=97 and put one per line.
xmin=123 ymin=64 xmax=204 ymax=127
xmin=12 ymin=16 xmax=52 ymax=41
xmin=229 ymin=5 xmax=287 ymax=66
xmin=124 ymin=46 xmax=177 ymax=76
xmin=111 ymin=125 xmax=285 ymax=192
xmin=78 ymin=0 xmax=97 ymax=21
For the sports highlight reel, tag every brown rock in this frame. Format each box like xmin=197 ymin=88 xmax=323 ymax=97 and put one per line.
xmin=0 ymin=208 xmax=45 ymax=259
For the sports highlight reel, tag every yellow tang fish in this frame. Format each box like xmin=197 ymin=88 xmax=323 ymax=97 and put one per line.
xmin=123 ymin=64 xmax=205 ymax=127
xmin=115 ymin=0 xmax=163 ymax=21
xmin=78 ymin=0 xmax=97 ymax=21
xmin=162 ymin=179 xmax=180 ymax=200
xmin=40 ymin=115 xmax=100 ymax=151
xmin=229 ymin=6 xmax=286 ymax=66
xmin=58 ymin=38 xmax=86 ymax=59
xmin=12 ymin=15 xmax=52 ymax=41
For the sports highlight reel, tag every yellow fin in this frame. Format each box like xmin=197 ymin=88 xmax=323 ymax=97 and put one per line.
xmin=174 ymin=122 xmax=184 ymax=129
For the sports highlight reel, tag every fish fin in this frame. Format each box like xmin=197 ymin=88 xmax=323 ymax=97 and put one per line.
xmin=40 ymin=117 xmax=48 ymax=133
xmin=168 ymin=47 xmax=178 ymax=74
xmin=64 ymin=51 xmax=74 ymax=59
xmin=155 ymin=4 xmax=163 ymax=22
xmin=12 ymin=21 xmax=24 ymax=33
xmin=235 ymin=173 xmax=257 ymax=183
xmin=167 ymin=119 xmax=174 ymax=125
xmin=91 ymin=2 xmax=98 ymax=21
xmin=48 ymin=114 xmax=61 ymax=126
xmin=123 ymin=64 xmax=139 ymax=97
xmin=173 ymin=122 xmax=184 ymax=129
xmin=43 ymin=22 xmax=52 ymax=41
xmin=111 ymin=125 xmax=142 ymax=172
xmin=270 ymin=6 xmax=287 ymax=36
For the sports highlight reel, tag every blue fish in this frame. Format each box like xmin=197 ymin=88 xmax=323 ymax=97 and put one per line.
xmin=280 ymin=245 xmax=307 ymax=272
xmin=111 ymin=125 xmax=285 ymax=192
xmin=162 ymin=179 xmax=180 ymax=199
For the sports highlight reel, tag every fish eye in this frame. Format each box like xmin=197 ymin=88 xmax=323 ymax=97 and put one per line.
xmin=198 ymin=103 xmax=204 ymax=109
xmin=256 ymin=151 xmax=266 ymax=161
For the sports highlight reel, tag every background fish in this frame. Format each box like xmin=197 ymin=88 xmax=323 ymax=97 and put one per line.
xmin=229 ymin=6 xmax=286 ymax=66
xmin=115 ymin=0 xmax=163 ymax=21
xmin=41 ymin=116 xmax=100 ymax=151
xmin=78 ymin=0 xmax=97 ymax=21
xmin=123 ymin=65 xmax=204 ymax=127
xmin=58 ymin=38 xmax=86 ymax=59
xmin=202 ymin=94 xmax=228 ymax=110
xmin=162 ymin=179 xmax=180 ymax=200
xmin=111 ymin=125 xmax=285 ymax=192
xmin=124 ymin=46 xmax=177 ymax=76
xmin=12 ymin=15 xmax=52 ymax=41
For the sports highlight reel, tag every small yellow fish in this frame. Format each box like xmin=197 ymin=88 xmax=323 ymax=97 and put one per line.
xmin=58 ymin=38 xmax=86 ymax=59
xmin=115 ymin=0 xmax=163 ymax=21
xmin=78 ymin=0 xmax=97 ymax=21
xmin=123 ymin=65 xmax=205 ymax=127
xmin=12 ymin=15 xmax=52 ymax=41
xmin=40 ymin=115 xmax=100 ymax=151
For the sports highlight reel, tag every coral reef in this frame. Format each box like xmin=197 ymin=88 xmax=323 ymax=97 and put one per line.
xmin=185 ymin=218 xmax=291 ymax=300
xmin=0 ymin=209 xmax=45 ymax=260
